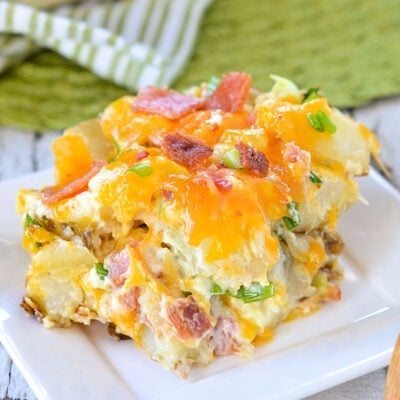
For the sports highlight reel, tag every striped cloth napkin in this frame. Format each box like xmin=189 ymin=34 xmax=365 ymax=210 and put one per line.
xmin=0 ymin=0 xmax=213 ymax=91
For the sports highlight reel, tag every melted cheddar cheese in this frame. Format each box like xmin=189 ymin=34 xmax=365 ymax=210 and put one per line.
xmin=17 ymin=74 xmax=379 ymax=378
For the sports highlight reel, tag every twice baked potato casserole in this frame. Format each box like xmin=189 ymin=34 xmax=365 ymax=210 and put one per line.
xmin=17 ymin=73 xmax=379 ymax=377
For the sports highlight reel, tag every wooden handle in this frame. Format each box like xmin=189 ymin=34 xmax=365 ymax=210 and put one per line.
xmin=385 ymin=334 xmax=400 ymax=400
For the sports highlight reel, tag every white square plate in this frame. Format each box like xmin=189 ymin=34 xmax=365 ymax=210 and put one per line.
xmin=1 ymin=169 xmax=399 ymax=400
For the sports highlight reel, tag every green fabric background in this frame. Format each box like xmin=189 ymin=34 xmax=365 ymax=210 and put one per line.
xmin=2 ymin=0 xmax=400 ymax=131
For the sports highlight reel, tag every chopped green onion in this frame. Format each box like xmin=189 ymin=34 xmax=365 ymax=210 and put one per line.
xmin=210 ymin=283 xmax=225 ymax=294
xmin=182 ymin=291 xmax=192 ymax=297
xmin=125 ymin=160 xmax=153 ymax=177
xmin=233 ymin=282 xmax=275 ymax=303
xmin=109 ymin=139 xmax=121 ymax=163
xmin=307 ymin=110 xmax=336 ymax=134
xmin=211 ymin=281 xmax=275 ymax=303
xmin=270 ymin=74 xmax=300 ymax=99
xmin=307 ymin=112 xmax=324 ymax=132
xmin=282 ymin=201 xmax=301 ymax=231
xmin=317 ymin=110 xmax=337 ymax=134
xmin=312 ymin=271 xmax=329 ymax=291
xmin=95 ymin=262 xmax=108 ymax=280
xmin=207 ymin=76 xmax=220 ymax=93
xmin=309 ymin=171 xmax=322 ymax=184
xmin=303 ymin=87 xmax=320 ymax=103
xmin=24 ymin=213 xmax=41 ymax=229
xmin=222 ymin=148 xmax=243 ymax=169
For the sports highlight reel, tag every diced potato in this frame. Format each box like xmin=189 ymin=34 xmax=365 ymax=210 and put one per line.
xmin=26 ymin=238 xmax=97 ymax=326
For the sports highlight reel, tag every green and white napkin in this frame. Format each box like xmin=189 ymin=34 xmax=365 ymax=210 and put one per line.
xmin=0 ymin=0 xmax=212 ymax=90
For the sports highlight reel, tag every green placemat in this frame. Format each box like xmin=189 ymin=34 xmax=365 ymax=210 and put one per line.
xmin=2 ymin=0 xmax=400 ymax=131
xmin=176 ymin=0 xmax=400 ymax=107
xmin=0 ymin=51 xmax=128 ymax=131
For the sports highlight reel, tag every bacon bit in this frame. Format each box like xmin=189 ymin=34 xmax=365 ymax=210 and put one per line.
xmin=235 ymin=141 xmax=269 ymax=176
xmin=161 ymin=189 xmax=174 ymax=201
xmin=166 ymin=296 xmax=213 ymax=341
xmin=211 ymin=175 xmax=233 ymax=192
xmin=161 ymin=132 xmax=213 ymax=170
xmin=283 ymin=142 xmax=311 ymax=167
xmin=136 ymin=150 xmax=149 ymax=162
xmin=131 ymin=86 xmax=205 ymax=120
xmin=246 ymin=110 xmax=257 ymax=126
xmin=327 ymin=284 xmax=342 ymax=301
xmin=105 ymin=248 xmax=131 ymax=288
xmin=42 ymin=160 xmax=106 ymax=205
xmin=203 ymin=166 xmax=233 ymax=192
xmin=206 ymin=72 xmax=252 ymax=113
xmin=122 ymin=286 xmax=141 ymax=311
xmin=212 ymin=317 xmax=241 ymax=356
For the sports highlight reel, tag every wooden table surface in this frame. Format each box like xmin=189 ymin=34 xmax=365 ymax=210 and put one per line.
xmin=1 ymin=97 xmax=400 ymax=399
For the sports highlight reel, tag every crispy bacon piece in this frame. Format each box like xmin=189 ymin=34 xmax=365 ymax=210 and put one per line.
xmin=161 ymin=188 xmax=174 ymax=201
xmin=235 ymin=141 xmax=269 ymax=177
xmin=212 ymin=316 xmax=241 ymax=356
xmin=131 ymin=86 xmax=204 ymax=120
xmin=42 ymin=160 xmax=106 ymax=205
xmin=166 ymin=296 xmax=213 ymax=341
xmin=122 ymin=286 xmax=141 ymax=311
xmin=327 ymin=284 xmax=342 ymax=301
xmin=246 ymin=110 xmax=257 ymax=126
xmin=136 ymin=150 xmax=149 ymax=162
xmin=161 ymin=132 xmax=213 ymax=170
xmin=211 ymin=174 xmax=233 ymax=192
xmin=206 ymin=72 xmax=252 ymax=113
xmin=283 ymin=142 xmax=311 ymax=167
xmin=201 ymin=166 xmax=233 ymax=192
xmin=105 ymin=248 xmax=131 ymax=288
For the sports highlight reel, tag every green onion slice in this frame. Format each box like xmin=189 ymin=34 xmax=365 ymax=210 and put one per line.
xmin=307 ymin=112 xmax=324 ymax=132
xmin=282 ymin=201 xmax=301 ymax=231
xmin=125 ymin=160 xmax=153 ymax=177
xmin=307 ymin=110 xmax=336 ymax=134
xmin=95 ymin=262 xmax=108 ymax=280
xmin=222 ymin=148 xmax=243 ymax=169
xmin=24 ymin=213 xmax=41 ymax=229
xmin=270 ymin=74 xmax=300 ymax=99
xmin=109 ymin=139 xmax=121 ymax=163
xmin=233 ymin=282 xmax=275 ymax=303
xmin=207 ymin=76 xmax=220 ymax=93
xmin=309 ymin=171 xmax=322 ymax=184
xmin=210 ymin=283 xmax=225 ymax=294
xmin=211 ymin=281 xmax=275 ymax=303
xmin=303 ymin=87 xmax=320 ymax=103
xmin=317 ymin=110 xmax=337 ymax=134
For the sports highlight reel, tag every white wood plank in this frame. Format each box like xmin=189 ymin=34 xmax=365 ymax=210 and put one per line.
xmin=305 ymin=368 xmax=387 ymax=399
xmin=35 ymin=132 xmax=61 ymax=172
xmin=8 ymin=362 xmax=36 ymax=400
xmin=0 ymin=345 xmax=11 ymax=399
xmin=0 ymin=128 xmax=35 ymax=181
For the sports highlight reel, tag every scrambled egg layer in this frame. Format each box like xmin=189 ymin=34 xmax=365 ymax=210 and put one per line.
xmin=17 ymin=75 xmax=379 ymax=377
